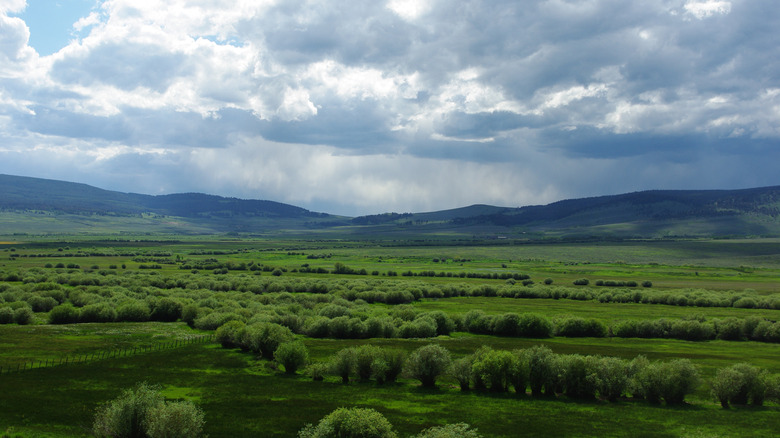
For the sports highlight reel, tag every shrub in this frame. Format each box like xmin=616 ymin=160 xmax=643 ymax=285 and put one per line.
xmin=193 ymin=312 xmax=243 ymax=331
xmin=555 ymin=317 xmax=607 ymax=337
xmin=117 ymin=302 xmax=151 ymax=322
xmin=558 ymin=354 xmax=597 ymax=400
xmin=215 ymin=320 xmax=247 ymax=348
xmin=711 ymin=363 xmax=768 ymax=408
xmin=405 ymin=344 xmax=452 ymax=388
xmin=373 ymin=348 xmax=405 ymax=384
xmin=298 ymin=407 xmax=396 ymax=438
xmin=93 ymin=383 xmax=204 ymax=438
xmin=242 ymin=322 xmax=294 ymax=357
xmin=472 ymin=348 xmax=517 ymax=393
xmin=26 ymin=295 xmax=58 ymax=313
xmin=572 ymin=278 xmax=589 ymax=286
xmin=411 ymin=423 xmax=483 ymax=438
xmin=354 ymin=345 xmax=381 ymax=381
xmin=658 ymin=359 xmax=699 ymax=405
xmin=93 ymin=382 xmax=163 ymax=438
xmin=330 ymin=348 xmax=357 ymax=384
xmin=13 ymin=307 xmax=33 ymax=325
xmin=150 ymin=298 xmax=182 ymax=322
xmin=593 ymin=356 xmax=629 ymax=401
xmin=275 ymin=341 xmax=309 ymax=374
xmin=145 ymin=400 xmax=205 ymax=438
xmin=79 ymin=303 xmax=117 ymax=323
xmin=528 ymin=345 xmax=556 ymax=397
xmin=715 ymin=317 xmax=744 ymax=341
xmin=449 ymin=356 xmax=473 ymax=391
xmin=0 ymin=307 xmax=14 ymax=324
xmin=517 ymin=313 xmax=553 ymax=338
xmin=308 ymin=362 xmax=328 ymax=381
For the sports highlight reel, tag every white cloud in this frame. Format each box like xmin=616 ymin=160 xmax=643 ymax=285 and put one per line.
xmin=1 ymin=0 xmax=779 ymax=214
xmin=684 ymin=1 xmax=731 ymax=20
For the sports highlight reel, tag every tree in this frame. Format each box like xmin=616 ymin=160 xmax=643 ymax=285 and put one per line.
xmin=405 ymin=344 xmax=452 ymax=388
xmin=298 ymin=407 xmax=396 ymax=438
xmin=275 ymin=341 xmax=309 ymax=374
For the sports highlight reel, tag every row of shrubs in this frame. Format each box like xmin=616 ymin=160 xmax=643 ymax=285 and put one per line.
xmin=249 ymin=339 xmax=780 ymax=409
xmin=4 ymin=266 xmax=779 ymax=311
xmin=3 ymin=283 xmax=779 ymax=345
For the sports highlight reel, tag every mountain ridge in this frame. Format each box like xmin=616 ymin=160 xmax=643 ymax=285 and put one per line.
xmin=2 ymin=173 xmax=779 ymax=237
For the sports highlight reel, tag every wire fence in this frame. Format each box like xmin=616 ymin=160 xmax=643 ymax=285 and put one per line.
xmin=0 ymin=334 xmax=215 ymax=375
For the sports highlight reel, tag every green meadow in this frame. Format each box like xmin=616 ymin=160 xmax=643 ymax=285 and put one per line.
xmin=1 ymin=236 xmax=779 ymax=436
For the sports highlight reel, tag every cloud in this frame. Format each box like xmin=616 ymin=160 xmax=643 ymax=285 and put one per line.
xmin=0 ymin=0 xmax=779 ymax=215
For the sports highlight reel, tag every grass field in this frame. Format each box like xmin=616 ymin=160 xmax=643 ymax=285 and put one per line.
xmin=1 ymin=236 xmax=779 ymax=436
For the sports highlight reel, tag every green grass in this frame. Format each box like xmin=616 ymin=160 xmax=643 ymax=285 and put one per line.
xmin=1 ymin=340 xmax=778 ymax=437
xmin=2 ymin=237 xmax=780 ymax=436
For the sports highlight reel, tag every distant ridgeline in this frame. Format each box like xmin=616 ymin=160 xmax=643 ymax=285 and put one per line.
xmin=1 ymin=173 xmax=779 ymax=237
xmin=0 ymin=174 xmax=324 ymax=219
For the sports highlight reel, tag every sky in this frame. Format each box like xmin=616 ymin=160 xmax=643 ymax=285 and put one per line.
xmin=1 ymin=0 xmax=778 ymax=216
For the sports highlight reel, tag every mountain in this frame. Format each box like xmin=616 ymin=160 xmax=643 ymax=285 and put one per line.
xmin=0 ymin=174 xmax=343 ymax=234
xmin=2 ymin=173 xmax=779 ymax=238
xmin=349 ymin=187 xmax=780 ymax=238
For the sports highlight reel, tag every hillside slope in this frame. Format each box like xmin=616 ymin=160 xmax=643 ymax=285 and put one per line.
xmin=2 ymin=173 xmax=779 ymax=237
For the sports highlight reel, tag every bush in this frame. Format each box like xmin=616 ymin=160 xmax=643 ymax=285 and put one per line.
xmin=555 ymin=317 xmax=607 ymax=337
xmin=711 ymin=363 xmax=768 ymax=408
xmin=193 ymin=312 xmax=243 ymax=331
xmin=471 ymin=347 xmax=515 ymax=392
xmin=275 ymin=341 xmax=309 ymax=374
xmin=373 ymin=348 xmax=405 ymax=384
xmin=298 ymin=407 xmax=396 ymax=438
xmin=517 ymin=313 xmax=553 ymax=338
xmin=13 ymin=307 xmax=33 ymax=325
xmin=48 ymin=304 xmax=80 ymax=324
xmin=145 ymin=400 xmax=205 ymax=438
xmin=117 ymin=302 xmax=151 ymax=322
xmin=215 ymin=320 xmax=247 ymax=348
xmin=449 ymin=356 xmax=473 ymax=391
xmin=308 ymin=362 xmax=328 ymax=381
xmin=93 ymin=383 xmax=204 ymax=438
xmin=150 ymin=298 xmax=182 ymax=322
xmin=354 ymin=345 xmax=381 ymax=381
xmin=405 ymin=344 xmax=452 ymax=388
xmin=26 ymin=295 xmax=58 ymax=313
xmin=0 ymin=307 xmax=14 ymax=324
xmin=411 ymin=423 xmax=483 ymax=438
xmin=241 ymin=322 xmax=294 ymax=357
xmin=330 ymin=348 xmax=357 ymax=384
xmin=528 ymin=345 xmax=556 ymax=397
xmin=658 ymin=359 xmax=699 ymax=405
xmin=79 ymin=303 xmax=117 ymax=323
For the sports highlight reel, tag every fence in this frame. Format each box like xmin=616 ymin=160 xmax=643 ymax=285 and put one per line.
xmin=0 ymin=334 xmax=215 ymax=374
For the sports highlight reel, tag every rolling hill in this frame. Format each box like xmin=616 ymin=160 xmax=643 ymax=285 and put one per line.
xmin=2 ymin=174 xmax=779 ymax=238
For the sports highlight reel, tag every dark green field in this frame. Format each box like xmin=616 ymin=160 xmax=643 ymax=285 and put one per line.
xmin=1 ymin=236 xmax=779 ymax=437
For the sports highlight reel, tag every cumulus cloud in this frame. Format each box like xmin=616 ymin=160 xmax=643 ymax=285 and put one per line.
xmin=0 ymin=0 xmax=779 ymax=215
